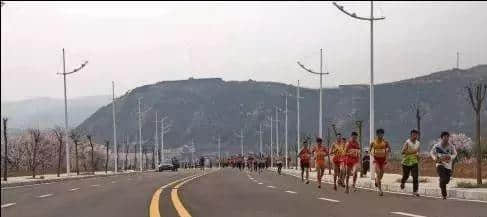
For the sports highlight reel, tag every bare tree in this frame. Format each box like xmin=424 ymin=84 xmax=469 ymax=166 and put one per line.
xmin=105 ymin=140 xmax=110 ymax=174
xmin=2 ymin=118 xmax=8 ymax=181
xmin=52 ymin=127 xmax=65 ymax=177
xmin=86 ymin=134 xmax=95 ymax=174
xmin=27 ymin=128 xmax=42 ymax=178
xmin=70 ymin=130 xmax=82 ymax=175
xmin=466 ymin=83 xmax=487 ymax=185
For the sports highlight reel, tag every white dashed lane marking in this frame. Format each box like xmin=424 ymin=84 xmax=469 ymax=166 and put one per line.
xmin=69 ymin=188 xmax=80 ymax=192
xmin=258 ymin=182 xmax=263 ymax=185
xmin=111 ymin=181 xmax=116 ymax=183
xmin=38 ymin=194 xmax=53 ymax=198
xmin=390 ymin=212 xmax=427 ymax=217
xmin=1 ymin=203 xmax=16 ymax=208
xmin=285 ymin=190 xmax=297 ymax=194
xmin=91 ymin=184 xmax=101 ymax=187
xmin=267 ymin=186 xmax=276 ymax=188
xmin=318 ymin=197 xmax=340 ymax=203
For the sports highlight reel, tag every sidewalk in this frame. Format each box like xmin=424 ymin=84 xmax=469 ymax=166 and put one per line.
xmin=1 ymin=170 xmax=154 ymax=188
xmin=270 ymin=168 xmax=487 ymax=202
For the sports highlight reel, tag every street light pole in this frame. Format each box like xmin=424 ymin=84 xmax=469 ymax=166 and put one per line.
xmin=275 ymin=106 xmax=280 ymax=157
xmin=138 ymin=98 xmax=143 ymax=171
xmin=297 ymin=49 xmax=329 ymax=139
xmin=112 ymin=81 xmax=118 ymax=173
xmin=161 ymin=116 xmax=168 ymax=164
xmin=297 ymin=80 xmax=304 ymax=168
xmin=57 ymin=48 xmax=88 ymax=175
xmin=333 ymin=0 xmax=385 ymax=180
xmin=284 ymin=94 xmax=288 ymax=169
xmin=153 ymin=112 xmax=159 ymax=165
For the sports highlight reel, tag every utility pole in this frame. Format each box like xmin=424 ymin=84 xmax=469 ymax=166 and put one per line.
xmin=333 ymin=1 xmax=385 ymax=180
xmin=138 ymin=98 xmax=143 ymax=171
xmin=298 ymin=49 xmax=329 ymax=138
xmin=296 ymin=80 xmax=304 ymax=168
xmin=112 ymin=81 xmax=118 ymax=173
xmin=153 ymin=112 xmax=160 ymax=165
xmin=218 ymin=136 xmax=221 ymax=168
xmin=265 ymin=116 xmax=274 ymax=167
xmin=191 ymin=139 xmax=195 ymax=168
xmin=275 ymin=106 xmax=280 ymax=157
xmin=456 ymin=51 xmax=460 ymax=69
xmin=356 ymin=120 xmax=364 ymax=176
xmin=241 ymin=129 xmax=244 ymax=156
xmin=284 ymin=94 xmax=288 ymax=169
xmin=257 ymin=123 xmax=263 ymax=155
xmin=3 ymin=118 xmax=7 ymax=181
xmin=161 ymin=116 xmax=169 ymax=164
xmin=57 ymin=48 xmax=88 ymax=175
xmin=234 ymin=129 xmax=244 ymax=156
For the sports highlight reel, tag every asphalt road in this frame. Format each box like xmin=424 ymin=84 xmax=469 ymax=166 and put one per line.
xmin=1 ymin=169 xmax=199 ymax=217
xmin=179 ymin=168 xmax=486 ymax=217
xmin=2 ymin=168 xmax=486 ymax=217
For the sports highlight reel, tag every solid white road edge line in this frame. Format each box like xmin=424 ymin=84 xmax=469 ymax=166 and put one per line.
xmin=38 ymin=194 xmax=53 ymax=198
xmin=390 ymin=211 xmax=427 ymax=217
xmin=1 ymin=203 xmax=16 ymax=208
xmin=318 ymin=197 xmax=340 ymax=203
xmin=283 ymin=172 xmax=487 ymax=204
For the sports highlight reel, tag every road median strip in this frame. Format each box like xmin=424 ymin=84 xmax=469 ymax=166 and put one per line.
xmin=149 ymin=174 xmax=198 ymax=217
xmin=171 ymin=170 xmax=218 ymax=217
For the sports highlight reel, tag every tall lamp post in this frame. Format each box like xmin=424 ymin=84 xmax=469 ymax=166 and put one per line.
xmin=333 ymin=0 xmax=385 ymax=180
xmin=298 ymin=49 xmax=329 ymax=139
xmin=57 ymin=48 xmax=88 ymax=175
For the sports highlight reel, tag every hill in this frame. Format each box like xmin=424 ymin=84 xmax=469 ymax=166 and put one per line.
xmin=76 ymin=65 xmax=487 ymax=155
xmin=1 ymin=95 xmax=112 ymax=129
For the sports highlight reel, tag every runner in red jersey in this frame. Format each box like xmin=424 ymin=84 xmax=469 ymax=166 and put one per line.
xmin=298 ymin=140 xmax=311 ymax=184
xmin=312 ymin=137 xmax=329 ymax=189
xmin=345 ymin=132 xmax=361 ymax=193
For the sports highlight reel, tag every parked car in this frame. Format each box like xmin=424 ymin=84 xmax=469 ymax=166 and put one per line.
xmin=157 ymin=163 xmax=175 ymax=172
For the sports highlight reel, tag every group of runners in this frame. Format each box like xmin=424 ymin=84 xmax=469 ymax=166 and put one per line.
xmin=298 ymin=131 xmax=364 ymax=194
xmin=228 ymin=154 xmax=268 ymax=174
xmin=298 ymin=128 xmax=458 ymax=199
xmin=222 ymin=127 xmax=457 ymax=200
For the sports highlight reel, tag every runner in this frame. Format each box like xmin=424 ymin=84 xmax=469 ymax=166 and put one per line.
xmin=311 ymin=137 xmax=329 ymax=189
xmin=298 ymin=140 xmax=311 ymax=184
xmin=276 ymin=156 xmax=283 ymax=175
xmin=369 ymin=128 xmax=391 ymax=196
xmin=400 ymin=129 xmax=421 ymax=197
xmin=253 ymin=155 xmax=259 ymax=172
xmin=430 ymin=131 xmax=457 ymax=200
xmin=344 ymin=132 xmax=360 ymax=193
xmin=331 ymin=133 xmax=346 ymax=190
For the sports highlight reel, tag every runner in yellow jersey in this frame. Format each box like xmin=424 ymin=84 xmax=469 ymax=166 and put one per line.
xmin=331 ymin=133 xmax=346 ymax=190
xmin=369 ymin=128 xmax=391 ymax=196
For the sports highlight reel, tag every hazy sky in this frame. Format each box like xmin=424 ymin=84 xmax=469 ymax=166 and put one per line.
xmin=2 ymin=1 xmax=486 ymax=101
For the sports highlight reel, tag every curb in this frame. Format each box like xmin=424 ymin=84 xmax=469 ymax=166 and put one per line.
xmin=270 ymin=168 xmax=487 ymax=202
xmin=1 ymin=170 xmax=155 ymax=188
